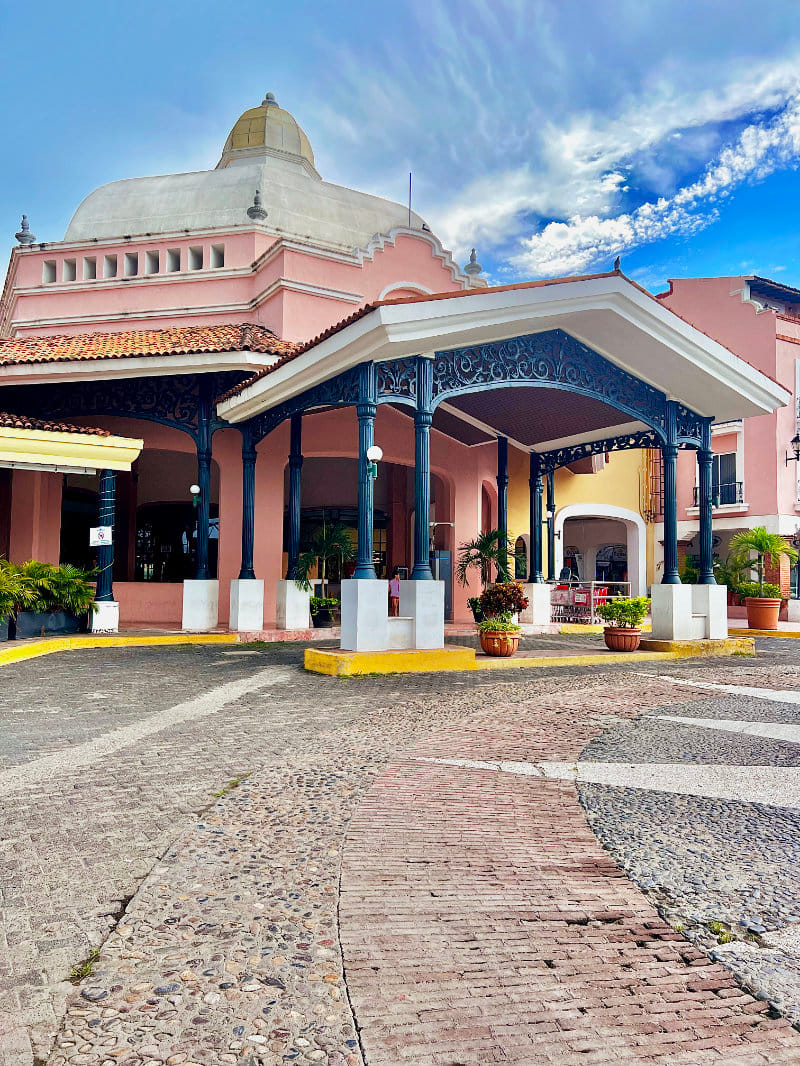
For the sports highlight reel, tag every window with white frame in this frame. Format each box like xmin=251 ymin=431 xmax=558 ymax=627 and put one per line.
xmin=712 ymin=452 xmax=741 ymax=505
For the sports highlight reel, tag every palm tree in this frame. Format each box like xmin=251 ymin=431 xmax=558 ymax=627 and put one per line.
xmin=294 ymin=520 xmax=356 ymax=598
xmin=455 ymin=529 xmax=516 ymax=589
xmin=729 ymin=526 xmax=798 ymax=597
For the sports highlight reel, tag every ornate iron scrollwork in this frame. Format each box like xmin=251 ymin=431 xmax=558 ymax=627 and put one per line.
xmin=540 ymin=429 xmax=662 ymax=472
xmin=674 ymin=401 xmax=705 ymax=447
xmin=430 ymin=328 xmax=668 ymax=436
xmin=1 ymin=374 xmax=241 ymax=442
xmin=247 ymin=364 xmax=362 ymax=443
xmin=376 ymin=357 xmax=417 ymax=405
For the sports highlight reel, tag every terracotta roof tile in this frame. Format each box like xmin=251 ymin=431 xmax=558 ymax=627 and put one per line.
xmin=0 ymin=411 xmax=111 ymax=436
xmin=0 ymin=323 xmax=297 ymax=368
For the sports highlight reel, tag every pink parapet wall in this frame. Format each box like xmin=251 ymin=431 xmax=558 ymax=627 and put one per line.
xmin=7 ymin=228 xmax=468 ymax=341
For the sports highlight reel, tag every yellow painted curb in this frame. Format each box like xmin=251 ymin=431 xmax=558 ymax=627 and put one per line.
xmin=304 ymin=645 xmax=476 ymax=676
xmin=473 ymin=650 xmax=675 ymax=670
xmin=304 ymin=636 xmax=754 ymax=677
xmin=729 ymin=628 xmax=800 ymax=639
xmin=560 ymin=623 xmax=653 ymax=635
xmin=639 ymin=637 xmax=755 ymax=657
xmin=0 ymin=633 xmax=238 ymax=667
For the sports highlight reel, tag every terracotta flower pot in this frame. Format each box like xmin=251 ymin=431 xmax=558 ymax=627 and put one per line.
xmin=603 ymin=626 xmax=641 ymax=652
xmin=479 ymin=631 xmax=520 ymax=657
xmin=744 ymin=597 xmax=782 ymax=631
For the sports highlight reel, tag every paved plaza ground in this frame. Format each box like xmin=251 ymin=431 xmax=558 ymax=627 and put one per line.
xmin=4 ymin=638 xmax=800 ymax=1064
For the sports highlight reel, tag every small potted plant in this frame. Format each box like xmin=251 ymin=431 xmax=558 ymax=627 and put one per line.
xmin=478 ymin=581 xmax=529 ymax=619
xmin=477 ymin=613 xmax=521 ymax=657
xmin=596 ymin=595 xmax=650 ymax=652
xmin=467 ymin=596 xmax=483 ymax=623
xmin=309 ymin=596 xmax=339 ymax=628
xmin=730 ymin=527 xmax=798 ymax=631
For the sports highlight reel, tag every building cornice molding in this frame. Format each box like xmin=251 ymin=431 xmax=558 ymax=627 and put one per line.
xmin=0 ymin=350 xmax=277 ymax=386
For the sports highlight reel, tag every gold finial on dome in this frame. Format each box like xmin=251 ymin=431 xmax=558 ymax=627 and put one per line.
xmin=217 ymin=94 xmax=317 ymax=174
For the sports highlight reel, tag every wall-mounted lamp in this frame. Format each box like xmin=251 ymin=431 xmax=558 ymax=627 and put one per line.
xmin=366 ymin=444 xmax=383 ymax=479
xmin=786 ymin=433 xmax=800 ymax=466
xmin=190 ymin=483 xmax=200 ymax=509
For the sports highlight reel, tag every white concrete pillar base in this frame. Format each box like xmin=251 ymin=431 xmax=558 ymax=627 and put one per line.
xmin=90 ymin=601 xmax=119 ymax=633
xmin=182 ymin=579 xmax=219 ymax=631
xmin=230 ymin=579 xmax=264 ymax=632
xmin=651 ymin=583 xmax=726 ymax=641
xmin=276 ymin=580 xmax=311 ymax=630
xmin=788 ymin=598 xmax=800 ymax=623
xmin=692 ymin=584 xmax=728 ymax=639
xmin=399 ymin=580 xmax=445 ymax=649
xmin=519 ymin=583 xmax=551 ymax=625
xmin=340 ymin=579 xmax=389 ymax=651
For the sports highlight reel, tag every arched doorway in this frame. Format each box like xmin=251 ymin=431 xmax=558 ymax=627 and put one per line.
xmin=555 ymin=504 xmax=646 ymax=594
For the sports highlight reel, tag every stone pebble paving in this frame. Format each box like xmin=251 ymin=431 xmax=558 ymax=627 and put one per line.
xmin=578 ymin=672 xmax=800 ymax=1033
xmin=12 ymin=648 xmax=574 ymax=1066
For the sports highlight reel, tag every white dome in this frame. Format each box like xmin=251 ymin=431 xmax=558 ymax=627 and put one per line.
xmin=63 ymin=95 xmax=428 ymax=250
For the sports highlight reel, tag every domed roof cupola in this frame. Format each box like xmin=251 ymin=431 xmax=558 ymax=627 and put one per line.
xmin=217 ymin=92 xmax=319 ymax=176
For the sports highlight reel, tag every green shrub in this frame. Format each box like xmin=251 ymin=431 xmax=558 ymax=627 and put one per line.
xmin=479 ymin=582 xmax=528 ymax=617
xmin=0 ymin=559 xmax=96 ymax=616
xmin=310 ymin=596 xmax=339 ymax=614
xmin=477 ymin=613 xmax=521 ymax=634
xmin=596 ymin=596 xmax=650 ymax=629
xmin=738 ymin=581 xmax=782 ymax=600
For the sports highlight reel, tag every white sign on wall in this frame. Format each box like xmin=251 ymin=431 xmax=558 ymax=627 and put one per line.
xmin=89 ymin=526 xmax=113 ymax=547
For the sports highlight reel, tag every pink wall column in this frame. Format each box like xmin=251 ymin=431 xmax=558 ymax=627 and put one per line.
xmin=253 ymin=422 xmax=290 ymax=626
xmin=9 ymin=470 xmax=63 ymax=563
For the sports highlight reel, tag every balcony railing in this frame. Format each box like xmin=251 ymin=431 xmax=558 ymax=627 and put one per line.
xmin=692 ymin=482 xmax=744 ymax=507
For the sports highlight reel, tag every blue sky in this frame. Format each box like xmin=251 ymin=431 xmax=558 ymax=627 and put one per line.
xmin=3 ymin=0 xmax=800 ymax=293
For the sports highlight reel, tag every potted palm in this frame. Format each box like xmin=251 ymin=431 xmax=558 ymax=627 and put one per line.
xmin=730 ymin=527 xmax=798 ymax=630
xmin=596 ymin=595 xmax=650 ymax=652
xmin=456 ymin=530 xmax=519 ymax=621
xmin=3 ymin=560 xmax=96 ymax=638
xmin=294 ymin=521 xmax=356 ymax=628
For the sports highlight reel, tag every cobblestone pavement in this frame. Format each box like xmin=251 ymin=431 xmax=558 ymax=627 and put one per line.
xmin=3 ymin=639 xmax=800 ymax=1064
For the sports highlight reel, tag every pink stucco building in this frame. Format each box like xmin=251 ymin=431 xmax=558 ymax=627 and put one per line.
xmin=658 ymin=275 xmax=800 ymax=600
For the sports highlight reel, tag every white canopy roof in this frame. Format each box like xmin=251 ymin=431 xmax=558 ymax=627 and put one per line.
xmin=219 ymin=272 xmax=789 ymax=450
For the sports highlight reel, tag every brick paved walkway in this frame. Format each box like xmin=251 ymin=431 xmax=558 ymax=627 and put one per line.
xmin=340 ymin=681 xmax=800 ymax=1065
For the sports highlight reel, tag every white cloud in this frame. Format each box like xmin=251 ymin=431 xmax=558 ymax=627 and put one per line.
xmin=512 ymin=93 xmax=800 ymax=276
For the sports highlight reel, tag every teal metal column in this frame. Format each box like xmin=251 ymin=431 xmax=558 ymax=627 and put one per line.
xmin=411 ymin=356 xmax=434 ymax=580
xmin=238 ymin=424 xmax=257 ymax=580
xmin=662 ymin=400 xmax=680 ymax=584
xmin=546 ymin=470 xmax=556 ymax=582
xmin=529 ymin=452 xmax=544 ymax=583
xmin=194 ymin=387 xmax=212 ymax=580
xmin=698 ymin=419 xmax=716 ymax=585
xmin=496 ymin=436 xmax=509 ymax=580
xmin=286 ymin=414 xmax=303 ymax=580
xmin=354 ymin=363 xmax=377 ymax=579
xmin=95 ymin=469 xmax=116 ymax=602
